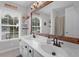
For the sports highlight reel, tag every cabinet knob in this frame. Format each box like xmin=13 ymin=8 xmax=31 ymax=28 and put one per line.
xmin=25 ymin=46 xmax=27 ymax=48
xmin=52 ymin=52 xmax=56 ymax=56
xmin=66 ymin=32 xmax=68 ymax=34
xmin=29 ymin=50 xmax=31 ymax=53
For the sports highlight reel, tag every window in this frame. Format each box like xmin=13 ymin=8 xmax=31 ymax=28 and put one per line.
xmin=32 ymin=16 xmax=40 ymax=33
xmin=1 ymin=14 xmax=19 ymax=40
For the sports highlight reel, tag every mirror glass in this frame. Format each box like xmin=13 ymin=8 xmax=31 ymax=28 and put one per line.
xmin=31 ymin=1 xmax=79 ymax=38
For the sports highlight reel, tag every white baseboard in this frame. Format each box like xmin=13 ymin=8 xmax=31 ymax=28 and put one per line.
xmin=0 ymin=47 xmax=19 ymax=54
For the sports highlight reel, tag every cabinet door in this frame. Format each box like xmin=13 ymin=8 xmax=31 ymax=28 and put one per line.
xmin=19 ymin=40 xmax=29 ymax=57
xmin=19 ymin=40 xmax=23 ymax=54
xmin=23 ymin=45 xmax=29 ymax=57
xmin=34 ymin=50 xmax=43 ymax=57
xmin=28 ymin=46 xmax=34 ymax=57
xmin=23 ymin=42 xmax=29 ymax=57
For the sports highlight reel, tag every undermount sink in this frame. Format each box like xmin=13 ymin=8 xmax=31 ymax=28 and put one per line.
xmin=40 ymin=44 xmax=68 ymax=57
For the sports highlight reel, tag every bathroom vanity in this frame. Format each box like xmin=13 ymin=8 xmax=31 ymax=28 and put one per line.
xmin=20 ymin=35 xmax=79 ymax=57
xmin=19 ymin=35 xmax=79 ymax=57
xmin=19 ymin=39 xmax=43 ymax=57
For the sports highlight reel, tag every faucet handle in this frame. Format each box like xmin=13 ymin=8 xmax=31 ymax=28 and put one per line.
xmin=59 ymin=41 xmax=64 ymax=44
xmin=58 ymin=41 xmax=64 ymax=47
xmin=51 ymin=39 xmax=55 ymax=42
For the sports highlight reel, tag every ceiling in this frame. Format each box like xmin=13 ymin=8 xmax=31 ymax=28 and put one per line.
xmin=39 ymin=1 xmax=74 ymax=15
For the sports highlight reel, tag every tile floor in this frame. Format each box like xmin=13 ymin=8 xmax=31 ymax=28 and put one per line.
xmin=0 ymin=48 xmax=20 ymax=57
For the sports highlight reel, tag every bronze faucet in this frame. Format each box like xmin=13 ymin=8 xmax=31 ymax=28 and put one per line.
xmin=53 ymin=37 xmax=63 ymax=47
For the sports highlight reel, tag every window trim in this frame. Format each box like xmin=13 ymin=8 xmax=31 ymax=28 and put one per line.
xmin=1 ymin=14 xmax=20 ymax=40
xmin=32 ymin=15 xmax=41 ymax=33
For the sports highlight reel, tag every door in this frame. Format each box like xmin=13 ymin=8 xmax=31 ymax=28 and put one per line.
xmin=55 ymin=16 xmax=64 ymax=36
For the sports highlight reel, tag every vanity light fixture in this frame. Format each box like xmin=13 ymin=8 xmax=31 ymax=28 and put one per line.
xmin=4 ymin=3 xmax=17 ymax=10
xmin=31 ymin=1 xmax=45 ymax=10
xmin=31 ymin=1 xmax=53 ymax=12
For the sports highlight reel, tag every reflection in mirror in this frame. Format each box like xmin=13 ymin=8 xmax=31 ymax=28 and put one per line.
xmin=31 ymin=15 xmax=40 ymax=33
xmin=31 ymin=1 xmax=79 ymax=40
xmin=31 ymin=11 xmax=51 ymax=34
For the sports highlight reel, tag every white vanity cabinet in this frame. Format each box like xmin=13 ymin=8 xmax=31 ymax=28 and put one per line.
xmin=19 ymin=40 xmax=43 ymax=57
xmin=19 ymin=40 xmax=29 ymax=57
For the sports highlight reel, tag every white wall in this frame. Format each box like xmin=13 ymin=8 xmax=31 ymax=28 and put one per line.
xmin=0 ymin=3 xmax=24 ymax=54
xmin=0 ymin=6 xmax=22 ymax=39
xmin=65 ymin=6 xmax=79 ymax=38
xmin=0 ymin=2 xmax=28 ymax=37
